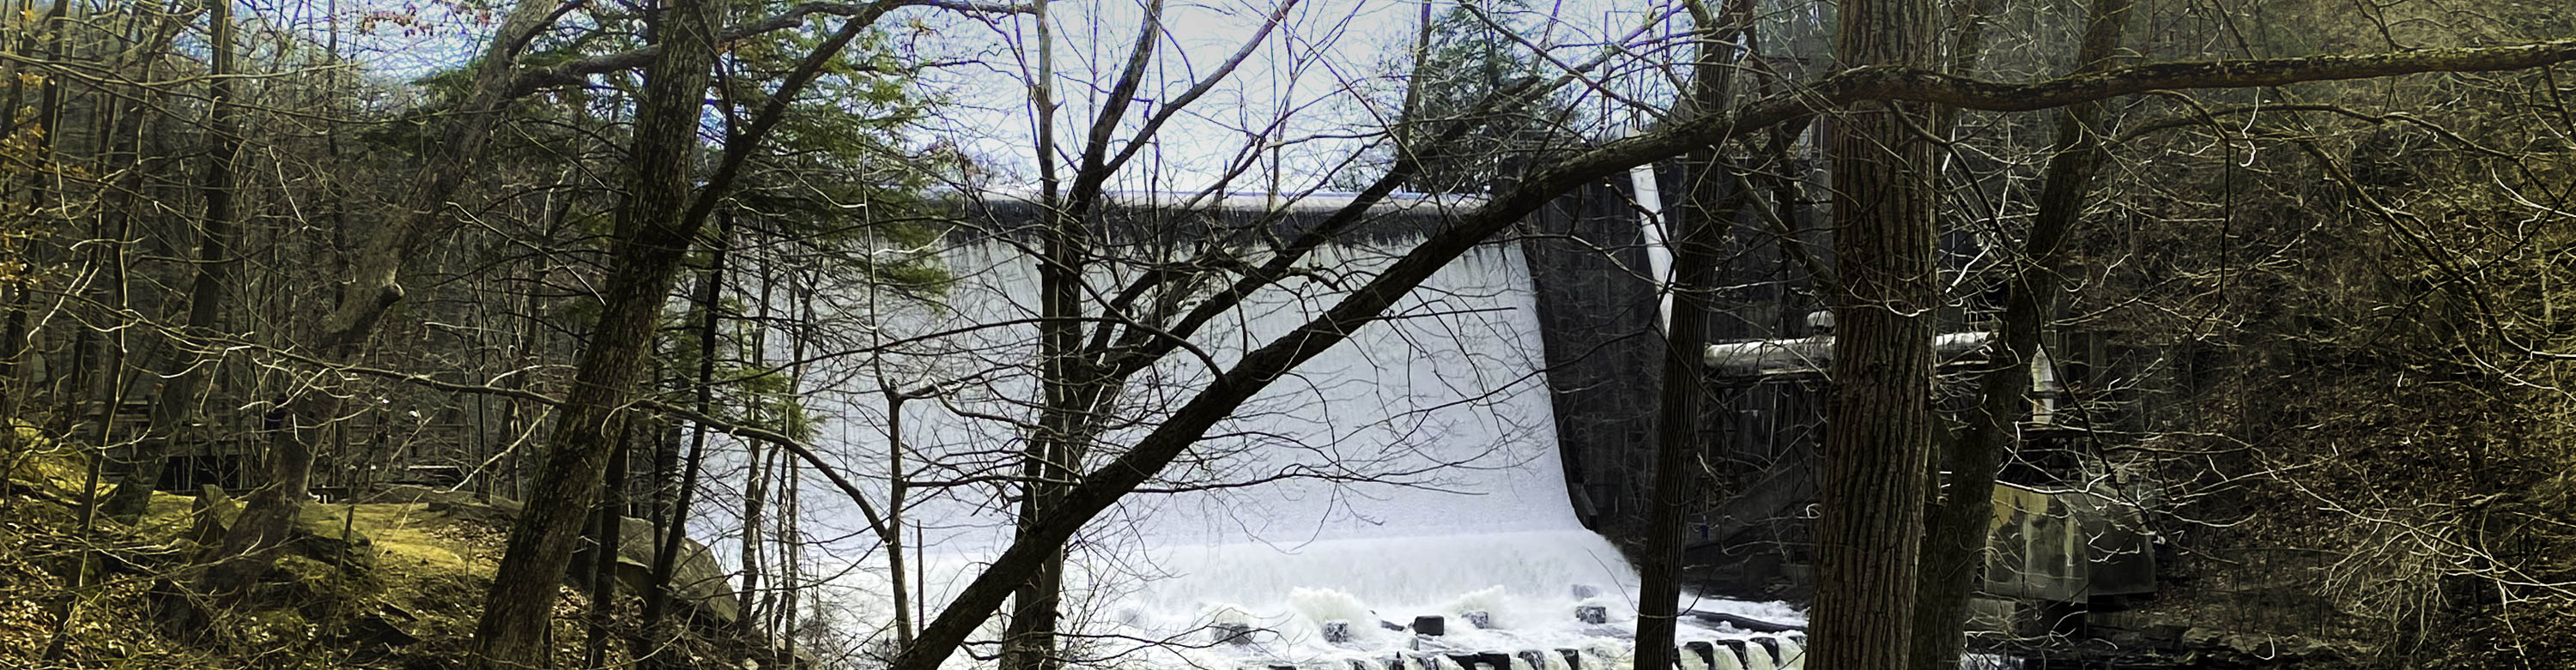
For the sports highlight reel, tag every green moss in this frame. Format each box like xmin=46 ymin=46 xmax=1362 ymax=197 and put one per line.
xmin=9 ymin=444 xmax=746 ymax=667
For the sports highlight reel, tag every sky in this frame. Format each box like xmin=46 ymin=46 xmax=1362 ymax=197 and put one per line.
xmin=901 ymin=0 xmax=1706 ymax=191
xmin=296 ymin=0 xmax=1735 ymax=193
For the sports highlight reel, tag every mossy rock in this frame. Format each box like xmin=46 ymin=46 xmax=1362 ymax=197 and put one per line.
xmin=3 ymin=430 xmax=107 ymax=504
xmin=371 ymin=485 xmax=739 ymax=625
xmin=605 ymin=514 xmax=740 ymax=625
xmin=155 ymin=493 xmax=379 ymax=571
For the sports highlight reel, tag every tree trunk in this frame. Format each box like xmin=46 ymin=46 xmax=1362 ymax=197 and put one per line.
xmin=1632 ymin=175 xmax=1729 ymax=670
xmin=640 ymin=209 xmax=732 ymax=669
xmin=502 ymin=200 xmax=567 ymax=499
xmin=463 ymin=0 xmax=718 ymax=662
xmin=196 ymin=0 xmax=563 ymax=599
xmin=1809 ymin=0 xmax=1938 ymax=668
xmin=1000 ymin=2 xmax=1188 ymax=664
xmin=103 ymin=0 xmax=239 ymax=524
xmin=741 ymin=255 xmax=777 ymax=635
xmin=778 ymin=455 xmax=803 ymax=649
xmin=1908 ymin=1 xmax=2131 ymax=668
xmin=885 ymin=391 xmax=914 ymax=647
xmin=585 ymin=428 xmax=633 ymax=668
xmin=0 ymin=0 xmax=70 ymax=433
xmin=999 ymin=0 xmax=1070 ymax=663
xmin=741 ymin=429 xmax=770 ymax=629
xmin=23 ymin=0 xmax=72 ymax=441
xmin=1633 ymin=3 xmax=1757 ymax=666
xmin=75 ymin=12 xmax=155 ymax=455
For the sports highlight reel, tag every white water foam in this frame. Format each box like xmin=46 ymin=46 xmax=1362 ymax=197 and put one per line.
xmin=752 ymin=220 xmax=1803 ymax=667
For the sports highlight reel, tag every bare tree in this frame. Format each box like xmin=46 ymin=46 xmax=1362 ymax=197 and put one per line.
xmin=190 ymin=0 xmax=567 ymax=600
xmin=1908 ymin=0 xmax=2132 ymax=667
xmin=464 ymin=0 xmax=724 ymax=661
xmin=883 ymin=31 xmax=2576 ymax=670
xmin=1636 ymin=2 xmax=1758 ymax=668
xmin=102 ymin=0 xmax=239 ymax=524
xmin=10 ymin=1 xmax=2576 ymax=667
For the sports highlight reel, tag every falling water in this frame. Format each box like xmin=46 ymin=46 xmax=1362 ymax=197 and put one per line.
xmin=773 ymin=196 xmax=1800 ymax=667
xmin=1774 ymin=637 xmax=1804 ymax=670
xmin=1709 ymin=647 xmax=1747 ymax=670
xmin=1743 ymin=643 xmax=1778 ymax=670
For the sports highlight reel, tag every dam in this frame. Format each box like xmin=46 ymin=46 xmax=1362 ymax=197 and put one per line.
xmin=771 ymin=188 xmax=1812 ymax=669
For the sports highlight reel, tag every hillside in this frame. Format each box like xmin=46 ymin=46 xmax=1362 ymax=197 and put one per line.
xmin=1 ymin=432 xmax=755 ymax=669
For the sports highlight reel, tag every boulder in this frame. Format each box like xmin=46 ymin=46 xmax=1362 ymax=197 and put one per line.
xmin=606 ymin=513 xmax=741 ymax=625
xmin=368 ymin=485 xmax=739 ymax=625
xmin=179 ymin=488 xmax=374 ymax=570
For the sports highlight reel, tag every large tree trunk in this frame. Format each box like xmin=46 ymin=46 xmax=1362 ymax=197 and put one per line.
xmin=999 ymin=473 xmax=1067 ymax=670
xmin=1809 ymin=0 xmax=1938 ymax=668
xmin=1000 ymin=1 xmax=1169 ymax=664
xmin=8 ymin=0 xmax=71 ymax=442
xmin=999 ymin=0 xmax=1068 ymax=664
xmin=1000 ymin=178 xmax=1086 ymax=670
xmin=463 ymin=0 xmax=719 ymax=663
xmin=1907 ymin=1 xmax=2132 ymax=667
xmin=0 ymin=0 xmax=65 ymax=434
xmin=71 ymin=9 xmax=167 ymax=455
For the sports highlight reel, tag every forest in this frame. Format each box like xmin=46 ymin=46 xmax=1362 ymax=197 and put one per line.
xmin=2 ymin=0 xmax=2575 ymax=668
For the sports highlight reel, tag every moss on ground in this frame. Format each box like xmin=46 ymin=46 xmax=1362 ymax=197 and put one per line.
xmin=0 ymin=444 xmax=736 ymax=669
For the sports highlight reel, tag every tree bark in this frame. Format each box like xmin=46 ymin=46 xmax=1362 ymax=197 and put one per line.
xmin=1633 ymin=3 xmax=1755 ymax=668
xmin=742 ymin=256 xmax=778 ymax=635
xmin=777 ymin=454 xmax=803 ymax=648
xmin=1811 ymin=0 xmax=1943 ymax=668
xmin=1002 ymin=2 xmax=1171 ymax=667
xmin=10 ymin=0 xmax=70 ymax=441
xmin=463 ymin=0 xmax=719 ymax=662
xmin=1908 ymin=1 xmax=2131 ymax=668
xmin=885 ymin=391 xmax=915 ymax=647
xmin=585 ymin=429 xmax=633 ymax=668
xmin=72 ymin=9 xmax=161 ymax=456
xmin=1000 ymin=0 xmax=1066 ymax=664
xmin=741 ymin=420 xmax=770 ymax=630
xmin=639 ymin=210 xmax=733 ymax=669
xmin=1632 ymin=176 xmax=1730 ymax=670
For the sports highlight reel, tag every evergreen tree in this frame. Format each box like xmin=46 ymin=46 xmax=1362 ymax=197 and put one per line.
xmin=1386 ymin=0 xmax=1573 ymax=194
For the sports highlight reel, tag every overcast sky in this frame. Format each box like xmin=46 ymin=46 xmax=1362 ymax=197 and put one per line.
xmin=304 ymin=0 xmax=1718 ymax=192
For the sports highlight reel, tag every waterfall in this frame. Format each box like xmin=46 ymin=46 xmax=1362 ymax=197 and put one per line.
xmin=757 ymin=196 xmax=1800 ymax=667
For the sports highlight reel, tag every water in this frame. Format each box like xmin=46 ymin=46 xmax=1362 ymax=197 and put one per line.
xmin=764 ymin=206 xmax=1802 ymax=667
xmin=1743 ymin=644 xmax=1777 ymax=670
xmin=1677 ymin=647 xmax=1708 ymax=670
xmin=1709 ymin=648 xmax=1746 ymax=670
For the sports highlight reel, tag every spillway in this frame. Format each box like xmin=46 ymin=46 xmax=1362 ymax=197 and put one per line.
xmin=769 ymin=194 xmax=1805 ymax=668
